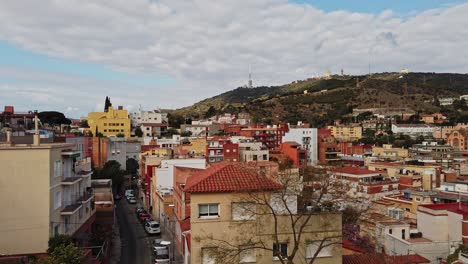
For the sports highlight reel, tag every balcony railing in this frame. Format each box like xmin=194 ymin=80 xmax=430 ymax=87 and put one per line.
xmin=61 ymin=189 xmax=94 ymax=215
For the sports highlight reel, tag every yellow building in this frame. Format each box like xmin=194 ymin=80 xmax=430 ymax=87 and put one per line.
xmin=87 ymin=106 xmax=131 ymax=138
xmin=185 ymin=163 xmax=342 ymax=264
xmin=181 ymin=137 xmax=206 ymax=156
xmin=327 ymin=124 xmax=362 ymax=141
xmin=372 ymin=144 xmax=409 ymax=160
xmin=0 ymin=140 xmax=95 ymax=255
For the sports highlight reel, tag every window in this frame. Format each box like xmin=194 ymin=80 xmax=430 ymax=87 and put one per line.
xmin=202 ymin=248 xmax=216 ymax=264
xmin=273 ymin=243 xmax=288 ymax=260
xmin=54 ymin=224 xmax=60 ymax=236
xmin=232 ymin=203 xmax=256 ymax=221
xmin=240 ymin=248 xmax=256 ymax=263
xmin=389 ymin=228 xmax=392 ymax=234
xmin=198 ymin=204 xmax=219 ymax=218
xmin=263 ymin=154 xmax=268 ymax=160
xmin=226 ymin=149 xmax=230 ymax=153
xmin=79 ymin=207 xmax=83 ymax=219
xmin=233 ymin=149 xmax=237 ymax=152
xmin=405 ymin=208 xmax=410 ymax=212
xmin=306 ymin=241 xmax=332 ymax=258
xmin=402 ymin=229 xmax=406 ymax=240
xmin=253 ymin=155 xmax=258 ymax=161
xmin=54 ymin=191 xmax=62 ymax=210
xmin=415 ymin=197 xmax=421 ymax=202
xmin=54 ymin=160 xmax=62 ymax=177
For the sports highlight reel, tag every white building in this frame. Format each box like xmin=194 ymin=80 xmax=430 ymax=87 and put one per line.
xmin=130 ymin=110 xmax=168 ymax=127
xmin=378 ymin=203 xmax=466 ymax=262
xmin=391 ymin=124 xmax=435 ymax=137
xmin=238 ymin=141 xmax=269 ymax=162
xmin=282 ymin=128 xmax=318 ymax=165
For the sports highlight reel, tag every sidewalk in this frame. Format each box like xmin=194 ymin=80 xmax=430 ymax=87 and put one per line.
xmin=108 ymin=213 xmax=121 ymax=264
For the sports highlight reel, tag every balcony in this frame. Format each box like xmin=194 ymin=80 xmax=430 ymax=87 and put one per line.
xmin=61 ymin=189 xmax=94 ymax=215
xmin=61 ymin=177 xmax=82 ymax=185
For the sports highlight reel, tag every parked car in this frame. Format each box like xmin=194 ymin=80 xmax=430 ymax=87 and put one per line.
xmin=125 ymin=189 xmax=135 ymax=199
xmin=154 ymin=247 xmax=170 ymax=263
xmin=144 ymin=220 xmax=161 ymax=235
xmin=138 ymin=213 xmax=151 ymax=222
xmin=127 ymin=197 xmax=137 ymax=204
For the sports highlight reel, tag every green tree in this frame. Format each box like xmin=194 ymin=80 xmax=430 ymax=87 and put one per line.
xmin=166 ymin=128 xmax=179 ymax=137
xmin=79 ymin=120 xmax=89 ymax=128
xmin=126 ymin=158 xmax=138 ymax=175
xmin=38 ymin=111 xmax=71 ymax=126
xmin=134 ymin=127 xmax=143 ymax=137
xmin=49 ymin=244 xmax=84 ymax=264
xmin=94 ymin=160 xmax=125 ymax=191
xmin=204 ymin=106 xmax=217 ymax=118
xmin=48 ymin=235 xmax=74 ymax=253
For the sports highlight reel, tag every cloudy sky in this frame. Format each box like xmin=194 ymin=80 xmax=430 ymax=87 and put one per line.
xmin=0 ymin=0 xmax=467 ymax=118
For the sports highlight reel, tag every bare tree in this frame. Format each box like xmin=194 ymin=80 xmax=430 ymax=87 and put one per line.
xmin=193 ymin=165 xmax=351 ymax=264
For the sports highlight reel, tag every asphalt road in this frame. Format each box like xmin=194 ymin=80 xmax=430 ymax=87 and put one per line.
xmin=116 ymin=198 xmax=153 ymax=264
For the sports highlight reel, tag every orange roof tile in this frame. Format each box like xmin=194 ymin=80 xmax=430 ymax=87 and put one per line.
xmin=184 ymin=162 xmax=282 ymax=193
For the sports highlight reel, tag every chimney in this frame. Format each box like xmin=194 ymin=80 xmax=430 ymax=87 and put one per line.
xmin=33 ymin=111 xmax=40 ymax=146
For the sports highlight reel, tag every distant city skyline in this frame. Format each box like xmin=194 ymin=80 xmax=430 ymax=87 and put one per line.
xmin=0 ymin=0 xmax=467 ymax=118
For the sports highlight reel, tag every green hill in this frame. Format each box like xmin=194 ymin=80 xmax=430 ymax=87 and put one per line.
xmin=171 ymin=72 xmax=468 ymax=127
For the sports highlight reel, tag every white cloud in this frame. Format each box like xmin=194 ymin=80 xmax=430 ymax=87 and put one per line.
xmin=0 ymin=0 xmax=467 ymax=117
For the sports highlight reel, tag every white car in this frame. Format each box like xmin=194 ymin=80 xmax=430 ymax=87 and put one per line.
xmin=127 ymin=197 xmax=137 ymax=204
xmin=125 ymin=189 xmax=135 ymax=199
xmin=154 ymin=247 xmax=170 ymax=263
xmin=145 ymin=221 xmax=161 ymax=235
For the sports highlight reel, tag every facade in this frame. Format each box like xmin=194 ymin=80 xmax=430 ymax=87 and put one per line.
xmin=129 ymin=109 xmax=168 ymax=127
xmin=240 ymin=124 xmax=289 ymax=149
xmin=179 ymin=137 xmax=206 ymax=157
xmin=0 ymin=142 xmax=95 ymax=255
xmin=433 ymin=123 xmax=468 ymax=139
xmin=181 ymin=124 xmax=220 ymax=137
xmin=140 ymin=123 xmax=168 ymax=137
xmin=185 ymin=163 xmax=343 ymax=264
xmin=282 ymin=128 xmax=318 ymax=165
xmin=238 ymin=140 xmax=269 ymax=162
xmin=66 ymin=136 xmax=92 ymax=159
xmin=391 ymin=124 xmax=434 ymax=137
xmin=206 ymin=137 xmax=239 ymax=163
xmin=447 ymin=129 xmax=468 ymax=151
xmin=125 ymin=139 xmax=141 ymax=160
xmin=91 ymin=179 xmax=114 ymax=232
xmin=317 ymin=129 xmax=341 ymax=164
xmin=372 ymin=144 xmax=409 ymax=160
xmin=92 ymin=137 xmax=128 ymax=170
xmin=0 ymin=106 xmax=35 ymax=130
xmin=380 ymin=203 xmax=467 ymax=262
xmin=270 ymin=142 xmax=308 ymax=168
xmin=87 ymin=106 xmax=131 ymax=138
xmin=327 ymin=124 xmax=362 ymax=141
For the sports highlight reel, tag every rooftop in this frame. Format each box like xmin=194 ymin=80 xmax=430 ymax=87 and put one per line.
xmin=333 ymin=167 xmax=380 ymax=175
xmin=0 ymin=142 xmax=74 ymax=150
xmin=184 ymin=162 xmax=282 ymax=193
xmin=343 ymin=253 xmax=430 ymax=264
xmin=419 ymin=202 xmax=468 ymax=215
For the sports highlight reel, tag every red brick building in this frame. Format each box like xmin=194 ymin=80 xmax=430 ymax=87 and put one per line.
xmin=206 ymin=137 xmax=239 ymax=163
xmin=240 ymin=124 xmax=289 ymax=149
xmin=318 ymin=129 xmax=341 ymax=164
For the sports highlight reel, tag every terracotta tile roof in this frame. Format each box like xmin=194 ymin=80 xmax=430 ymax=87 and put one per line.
xmin=342 ymin=239 xmax=366 ymax=253
xmin=334 ymin=167 xmax=380 ymax=175
xmin=343 ymin=253 xmax=430 ymax=264
xmin=184 ymin=162 xmax=283 ymax=193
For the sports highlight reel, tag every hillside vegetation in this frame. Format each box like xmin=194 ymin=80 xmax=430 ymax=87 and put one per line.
xmin=171 ymin=72 xmax=468 ymax=127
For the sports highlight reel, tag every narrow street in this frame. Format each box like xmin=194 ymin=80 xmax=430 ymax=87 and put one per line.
xmin=115 ymin=179 xmax=184 ymax=264
xmin=116 ymin=198 xmax=153 ymax=264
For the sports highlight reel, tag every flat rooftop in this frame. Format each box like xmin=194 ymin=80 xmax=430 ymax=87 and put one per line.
xmin=0 ymin=142 xmax=74 ymax=150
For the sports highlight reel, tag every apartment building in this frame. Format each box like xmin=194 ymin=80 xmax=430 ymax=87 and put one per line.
xmin=240 ymin=124 xmax=289 ymax=149
xmin=184 ymin=163 xmax=343 ymax=264
xmin=180 ymin=124 xmax=220 ymax=137
xmin=447 ymin=129 xmax=468 ymax=151
xmin=391 ymin=124 xmax=434 ymax=137
xmin=65 ymin=136 xmax=92 ymax=159
xmin=317 ymin=129 xmax=341 ymax=164
xmin=205 ymin=137 xmax=239 ymax=163
xmin=87 ymin=106 xmax=131 ymax=138
xmin=379 ymin=203 xmax=467 ymax=262
xmin=91 ymin=137 xmax=128 ymax=170
xmin=282 ymin=128 xmax=318 ymax=165
xmin=327 ymin=124 xmax=362 ymax=141
xmin=0 ymin=140 xmax=95 ymax=255
xmin=238 ymin=140 xmax=269 ymax=162
xmin=270 ymin=142 xmax=307 ymax=168
xmin=372 ymin=144 xmax=409 ymax=160
xmin=129 ymin=109 xmax=168 ymax=127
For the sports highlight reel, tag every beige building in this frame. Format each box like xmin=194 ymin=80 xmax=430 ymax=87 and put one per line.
xmin=372 ymin=144 xmax=409 ymax=160
xmin=327 ymin=124 xmax=362 ymax=141
xmin=238 ymin=141 xmax=269 ymax=162
xmin=0 ymin=141 xmax=95 ymax=255
xmin=185 ymin=163 xmax=342 ymax=264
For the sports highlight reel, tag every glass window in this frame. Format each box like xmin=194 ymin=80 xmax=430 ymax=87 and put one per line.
xmin=54 ymin=160 xmax=62 ymax=177
xmin=54 ymin=191 xmax=61 ymax=210
xmin=306 ymin=241 xmax=332 ymax=258
xmin=199 ymin=204 xmax=219 ymax=218
xmin=202 ymin=248 xmax=216 ymax=264
xmin=240 ymin=248 xmax=256 ymax=263
xmin=273 ymin=243 xmax=288 ymax=260
xmin=232 ymin=203 xmax=256 ymax=221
